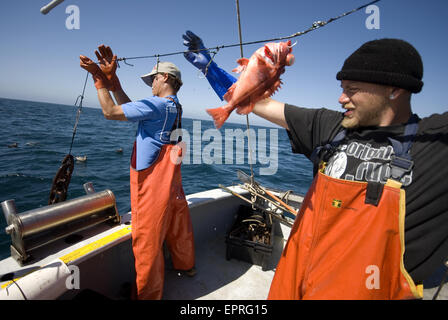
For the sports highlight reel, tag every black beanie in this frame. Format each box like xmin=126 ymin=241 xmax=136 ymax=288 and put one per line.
xmin=336 ymin=39 xmax=424 ymax=93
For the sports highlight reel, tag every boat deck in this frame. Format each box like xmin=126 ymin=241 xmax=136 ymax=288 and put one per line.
xmin=0 ymin=186 xmax=295 ymax=300
xmin=163 ymin=222 xmax=289 ymax=300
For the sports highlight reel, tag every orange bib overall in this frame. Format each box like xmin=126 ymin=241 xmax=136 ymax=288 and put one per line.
xmin=268 ymin=115 xmax=422 ymax=300
xmin=130 ymin=143 xmax=195 ymax=300
xmin=268 ymin=172 xmax=422 ymax=299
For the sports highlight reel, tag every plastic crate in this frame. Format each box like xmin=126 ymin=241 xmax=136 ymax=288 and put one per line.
xmin=225 ymin=205 xmax=274 ymax=271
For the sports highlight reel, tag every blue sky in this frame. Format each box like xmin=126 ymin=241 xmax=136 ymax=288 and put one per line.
xmin=0 ymin=0 xmax=447 ymax=126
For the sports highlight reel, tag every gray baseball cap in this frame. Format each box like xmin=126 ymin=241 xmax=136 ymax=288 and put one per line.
xmin=141 ymin=61 xmax=182 ymax=87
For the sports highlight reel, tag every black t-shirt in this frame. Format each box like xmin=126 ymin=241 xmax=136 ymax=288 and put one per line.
xmin=285 ymin=104 xmax=448 ymax=282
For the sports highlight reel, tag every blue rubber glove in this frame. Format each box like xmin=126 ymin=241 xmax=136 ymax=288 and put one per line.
xmin=182 ymin=30 xmax=212 ymax=72
xmin=182 ymin=30 xmax=236 ymax=100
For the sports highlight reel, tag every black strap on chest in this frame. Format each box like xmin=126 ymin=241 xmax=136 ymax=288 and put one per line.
xmin=387 ymin=114 xmax=419 ymax=181
xmin=165 ymin=96 xmax=182 ymax=144
xmin=311 ymin=114 xmax=419 ymax=206
xmin=310 ymin=129 xmax=347 ymax=165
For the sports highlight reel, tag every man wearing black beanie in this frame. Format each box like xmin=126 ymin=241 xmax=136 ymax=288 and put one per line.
xmin=337 ymin=38 xmax=424 ymax=94
xmin=184 ymin=33 xmax=448 ymax=300
xmin=334 ymin=39 xmax=424 ymax=130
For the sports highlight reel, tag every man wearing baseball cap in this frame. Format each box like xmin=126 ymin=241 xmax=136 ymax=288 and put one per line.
xmin=184 ymin=31 xmax=448 ymax=299
xmin=80 ymin=45 xmax=195 ymax=300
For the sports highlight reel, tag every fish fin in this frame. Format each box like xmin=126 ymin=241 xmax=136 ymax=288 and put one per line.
xmin=237 ymin=58 xmax=249 ymax=66
xmin=232 ymin=58 xmax=249 ymax=73
xmin=261 ymin=79 xmax=283 ymax=100
xmin=236 ymin=102 xmax=255 ymax=115
xmin=223 ymin=82 xmax=236 ymax=102
xmin=206 ymin=106 xmax=232 ymax=129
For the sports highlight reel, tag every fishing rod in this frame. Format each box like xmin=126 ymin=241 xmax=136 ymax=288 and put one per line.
xmin=237 ymin=169 xmax=298 ymax=216
xmin=115 ymin=0 xmax=381 ymax=64
xmin=40 ymin=0 xmax=64 ymax=15
xmin=219 ymin=184 xmax=293 ymax=227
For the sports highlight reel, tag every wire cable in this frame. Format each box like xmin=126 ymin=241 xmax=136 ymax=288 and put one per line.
xmin=68 ymin=70 xmax=89 ymax=155
xmin=114 ymin=0 xmax=381 ymax=64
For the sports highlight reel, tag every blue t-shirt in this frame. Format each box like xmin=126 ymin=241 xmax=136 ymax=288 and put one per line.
xmin=122 ymin=95 xmax=180 ymax=171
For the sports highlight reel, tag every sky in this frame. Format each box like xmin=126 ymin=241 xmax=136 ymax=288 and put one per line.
xmin=0 ymin=0 xmax=447 ymax=127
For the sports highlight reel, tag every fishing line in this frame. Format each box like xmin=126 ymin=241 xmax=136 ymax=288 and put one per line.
xmin=69 ymin=70 xmax=89 ymax=155
xmin=235 ymin=0 xmax=244 ymax=59
xmin=235 ymin=0 xmax=255 ymax=186
xmin=48 ymin=70 xmax=89 ymax=205
xmin=113 ymin=0 xmax=381 ymax=64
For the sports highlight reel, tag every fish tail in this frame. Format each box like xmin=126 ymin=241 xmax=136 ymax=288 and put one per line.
xmin=206 ymin=106 xmax=232 ymax=129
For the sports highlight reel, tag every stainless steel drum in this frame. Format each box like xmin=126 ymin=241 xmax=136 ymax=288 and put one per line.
xmin=2 ymin=187 xmax=121 ymax=265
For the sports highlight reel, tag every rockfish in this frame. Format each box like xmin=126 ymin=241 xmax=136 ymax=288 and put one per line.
xmin=206 ymin=40 xmax=295 ymax=129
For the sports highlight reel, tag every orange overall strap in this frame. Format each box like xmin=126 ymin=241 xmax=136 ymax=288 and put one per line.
xmin=268 ymin=172 xmax=422 ymax=300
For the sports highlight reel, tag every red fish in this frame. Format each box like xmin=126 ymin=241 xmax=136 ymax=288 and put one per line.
xmin=206 ymin=40 xmax=295 ymax=128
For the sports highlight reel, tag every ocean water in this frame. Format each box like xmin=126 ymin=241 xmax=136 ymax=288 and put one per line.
xmin=0 ymin=97 xmax=313 ymax=260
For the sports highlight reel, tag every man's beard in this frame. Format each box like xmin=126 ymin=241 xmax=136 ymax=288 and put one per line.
xmin=341 ymin=104 xmax=387 ymax=129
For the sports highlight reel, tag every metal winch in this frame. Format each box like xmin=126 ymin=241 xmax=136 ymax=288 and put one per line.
xmin=1 ymin=183 xmax=121 ymax=265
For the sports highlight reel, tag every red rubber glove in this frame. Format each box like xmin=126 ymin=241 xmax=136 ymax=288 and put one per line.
xmin=95 ymin=45 xmax=122 ymax=92
xmin=80 ymin=55 xmax=111 ymax=90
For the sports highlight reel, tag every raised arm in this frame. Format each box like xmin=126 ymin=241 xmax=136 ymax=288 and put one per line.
xmin=95 ymin=45 xmax=131 ymax=105
xmin=79 ymin=53 xmax=127 ymax=121
xmin=253 ymin=98 xmax=288 ymax=130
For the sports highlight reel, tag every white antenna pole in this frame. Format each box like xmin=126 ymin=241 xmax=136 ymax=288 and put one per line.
xmin=40 ymin=0 xmax=65 ymax=15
